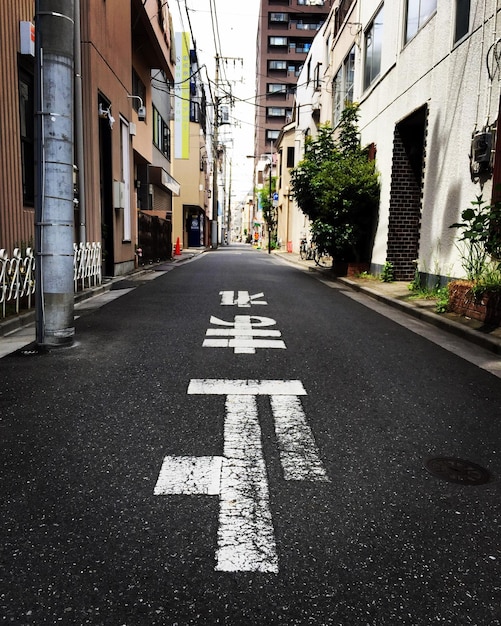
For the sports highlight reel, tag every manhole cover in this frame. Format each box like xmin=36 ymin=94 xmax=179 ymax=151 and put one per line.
xmin=424 ymin=457 xmax=490 ymax=485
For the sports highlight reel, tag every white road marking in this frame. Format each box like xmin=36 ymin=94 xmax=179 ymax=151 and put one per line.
xmin=216 ymin=394 xmax=278 ymax=572
xmin=219 ymin=291 xmax=267 ymax=307
xmin=187 ymin=379 xmax=307 ymax=396
xmin=270 ymin=395 xmax=330 ymax=482
xmin=203 ymin=315 xmax=286 ymax=353
xmin=155 ymin=379 xmax=327 ymax=574
xmin=154 ymin=456 xmax=223 ymax=495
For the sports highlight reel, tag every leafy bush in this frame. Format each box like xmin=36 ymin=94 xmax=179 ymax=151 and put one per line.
xmin=290 ymin=104 xmax=380 ymax=262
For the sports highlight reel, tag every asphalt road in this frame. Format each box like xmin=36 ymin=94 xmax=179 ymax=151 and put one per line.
xmin=2 ymin=244 xmax=501 ymax=625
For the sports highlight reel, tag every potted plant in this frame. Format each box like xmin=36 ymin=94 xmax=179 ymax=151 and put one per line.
xmin=449 ymin=195 xmax=501 ymax=324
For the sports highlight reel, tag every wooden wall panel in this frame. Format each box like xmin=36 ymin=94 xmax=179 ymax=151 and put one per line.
xmin=0 ymin=1 xmax=36 ymax=254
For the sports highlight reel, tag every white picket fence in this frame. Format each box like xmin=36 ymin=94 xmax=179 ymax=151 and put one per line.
xmin=0 ymin=242 xmax=102 ymax=319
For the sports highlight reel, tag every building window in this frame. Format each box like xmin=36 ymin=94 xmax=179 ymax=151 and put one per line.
xmin=132 ymin=69 xmax=146 ymax=112
xmin=270 ymin=13 xmax=289 ymax=23
xmin=153 ymin=106 xmax=170 ymax=161
xmin=269 ymin=60 xmax=287 ymax=71
xmin=18 ymin=66 xmax=35 ymax=205
xmin=268 ymin=83 xmax=287 ymax=94
xmin=364 ymin=5 xmax=384 ymax=90
xmin=266 ymin=130 xmax=280 ymax=142
xmin=286 ymin=146 xmax=295 ymax=168
xmin=269 ymin=36 xmax=288 ymax=47
xmin=454 ymin=0 xmax=470 ymax=43
xmin=267 ymin=107 xmax=287 ymax=117
xmin=405 ymin=0 xmax=437 ymax=43
xmin=313 ymin=62 xmax=322 ymax=90
xmin=334 ymin=47 xmax=355 ymax=125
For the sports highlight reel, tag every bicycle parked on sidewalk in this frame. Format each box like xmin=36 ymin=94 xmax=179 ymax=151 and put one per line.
xmin=299 ymin=237 xmax=315 ymax=261
xmin=299 ymin=237 xmax=332 ymax=268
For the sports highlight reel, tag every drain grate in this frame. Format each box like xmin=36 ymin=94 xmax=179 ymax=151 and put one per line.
xmin=425 ymin=457 xmax=490 ymax=486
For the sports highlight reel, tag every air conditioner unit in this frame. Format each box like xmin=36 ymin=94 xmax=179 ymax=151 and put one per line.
xmin=113 ymin=181 xmax=125 ymax=209
xmin=471 ymin=131 xmax=493 ymax=164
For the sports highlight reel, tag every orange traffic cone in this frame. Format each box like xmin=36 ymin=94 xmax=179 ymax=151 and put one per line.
xmin=175 ymin=237 xmax=181 ymax=255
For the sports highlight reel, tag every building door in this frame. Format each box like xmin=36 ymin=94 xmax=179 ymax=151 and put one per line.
xmin=99 ymin=98 xmax=114 ymax=275
xmin=387 ymin=105 xmax=427 ymax=280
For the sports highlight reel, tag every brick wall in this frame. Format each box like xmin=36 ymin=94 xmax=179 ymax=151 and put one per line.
xmin=386 ymin=108 xmax=427 ymax=281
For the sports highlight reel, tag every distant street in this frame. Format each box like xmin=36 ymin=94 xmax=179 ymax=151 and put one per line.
xmin=2 ymin=244 xmax=501 ymax=625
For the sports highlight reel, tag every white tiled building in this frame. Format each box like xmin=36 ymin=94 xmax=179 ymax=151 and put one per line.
xmin=277 ymin=1 xmax=501 ymax=283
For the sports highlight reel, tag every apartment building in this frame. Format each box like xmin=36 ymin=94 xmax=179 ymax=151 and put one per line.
xmin=277 ymin=0 xmax=501 ymax=284
xmin=254 ymin=0 xmax=332 ymax=161
xmin=0 ymin=0 xmax=177 ymax=281
xmin=171 ymin=40 xmax=211 ymax=251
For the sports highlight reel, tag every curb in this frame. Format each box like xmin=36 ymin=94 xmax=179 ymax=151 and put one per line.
xmin=336 ymin=276 xmax=501 ymax=356
xmin=274 ymin=250 xmax=501 ymax=357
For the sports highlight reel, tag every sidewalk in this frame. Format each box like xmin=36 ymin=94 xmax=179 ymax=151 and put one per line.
xmin=273 ymin=249 xmax=501 ymax=356
xmin=0 ymin=248 xmax=205 ymax=357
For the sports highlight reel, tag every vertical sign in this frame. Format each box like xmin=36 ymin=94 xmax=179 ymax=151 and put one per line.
xmin=175 ymin=32 xmax=190 ymax=159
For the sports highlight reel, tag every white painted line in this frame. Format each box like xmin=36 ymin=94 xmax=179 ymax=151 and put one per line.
xmin=187 ymin=379 xmax=307 ymax=396
xmin=204 ymin=315 xmax=286 ymax=353
xmin=203 ymin=338 xmax=287 ymax=352
xmin=270 ymin=395 xmax=330 ymax=482
xmin=219 ymin=291 xmax=267 ymax=307
xmin=154 ymin=456 xmax=223 ymax=495
xmin=205 ymin=328 xmax=282 ymax=337
xmin=215 ymin=394 xmax=278 ymax=573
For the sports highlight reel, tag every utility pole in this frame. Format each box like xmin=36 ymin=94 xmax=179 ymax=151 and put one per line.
xmin=211 ymin=55 xmax=220 ymax=249
xmin=211 ymin=54 xmax=242 ymax=249
xmin=35 ymin=0 xmax=76 ymax=347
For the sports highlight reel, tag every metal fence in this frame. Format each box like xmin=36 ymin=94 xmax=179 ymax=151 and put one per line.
xmin=0 ymin=242 xmax=102 ymax=319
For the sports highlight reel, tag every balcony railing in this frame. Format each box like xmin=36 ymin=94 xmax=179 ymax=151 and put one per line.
xmin=0 ymin=242 xmax=102 ymax=319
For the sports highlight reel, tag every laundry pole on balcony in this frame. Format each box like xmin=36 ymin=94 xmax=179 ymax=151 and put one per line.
xmin=34 ymin=0 xmax=76 ymax=347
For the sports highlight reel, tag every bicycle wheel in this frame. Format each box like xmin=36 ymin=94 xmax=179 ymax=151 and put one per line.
xmin=314 ymin=249 xmax=332 ymax=268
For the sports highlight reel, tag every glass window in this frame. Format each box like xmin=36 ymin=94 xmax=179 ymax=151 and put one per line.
xmin=132 ymin=69 xmax=146 ymax=112
xmin=269 ymin=60 xmax=287 ymax=70
xmin=268 ymin=84 xmax=287 ymax=93
xmin=405 ymin=0 xmax=437 ymax=42
xmin=266 ymin=129 xmax=280 ymax=142
xmin=267 ymin=107 xmax=286 ymax=117
xmin=269 ymin=37 xmax=288 ymax=46
xmin=364 ymin=5 xmax=384 ymax=90
xmin=454 ymin=0 xmax=471 ymax=43
xmin=333 ymin=69 xmax=342 ymax=127
xmin=270 ymin=13 xmax=288 ymax=22
xmin=332 ymin=46 xmax=355 ymax=127
xmin=152 ymin=106 xmax=170 ymax=161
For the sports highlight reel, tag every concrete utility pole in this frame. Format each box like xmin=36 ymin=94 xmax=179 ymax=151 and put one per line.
xmin=211 ymin=55 xmax=220 ymax=249
xmin=35 ymin=0 xmax=76 ymax=347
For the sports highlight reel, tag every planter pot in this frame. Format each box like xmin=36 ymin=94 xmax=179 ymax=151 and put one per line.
xmin=447 ymin=280 xmax=501 ymax=325
xmin=346 ymin=262 xmax=370 ymax=277
xmin=332 ymin=261 xmax=370 ymax=277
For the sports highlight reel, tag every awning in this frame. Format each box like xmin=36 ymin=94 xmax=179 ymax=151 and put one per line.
xmin=149 ymin=166 xmax=180 ymax=196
